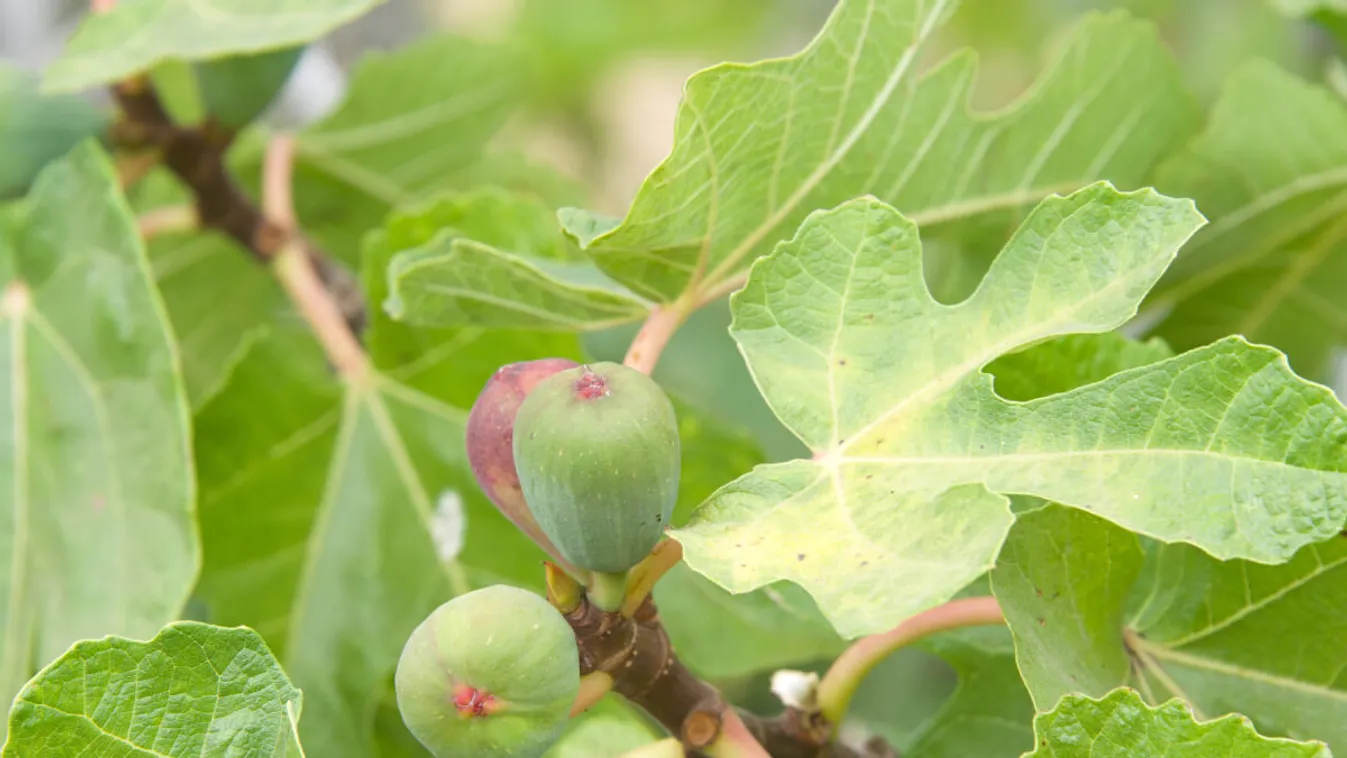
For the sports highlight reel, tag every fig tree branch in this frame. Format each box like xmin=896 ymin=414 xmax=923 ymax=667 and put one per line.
xmin=105 ymin=68 xmax=365 ymax=334
xmin=562 ymin=592 xmax=886 ymax=758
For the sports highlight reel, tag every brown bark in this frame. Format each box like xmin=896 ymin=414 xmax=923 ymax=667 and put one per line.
xmin=109 ymin=79 xmax=366 ymax=334
xmin=565 ymin=595 xmax=893 ymax=758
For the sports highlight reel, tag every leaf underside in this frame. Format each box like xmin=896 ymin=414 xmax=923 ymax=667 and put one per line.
xmin=0 ymin=143 xmax=197 ymax=704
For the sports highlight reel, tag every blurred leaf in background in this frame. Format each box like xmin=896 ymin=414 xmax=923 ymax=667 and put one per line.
xmin=0 ymin=66 xmax=109 ymax=199
xmin=0 ymin=143 xmax=197 ymax=706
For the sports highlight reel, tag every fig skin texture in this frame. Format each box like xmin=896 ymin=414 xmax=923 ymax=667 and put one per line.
xmin=466 ymin=358 xmax=579 ymax=558
xmin=395 ymin=585 xmax=580 ymax=758
xmin=513 ymin=362 xmax=681 ymax=574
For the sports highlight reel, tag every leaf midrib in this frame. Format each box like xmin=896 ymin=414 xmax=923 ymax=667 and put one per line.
xmin=1133 ymin=636 xmax=1347 ymax=703
xmin=283 ymin=374 xmax=470 ymax=663
xmin=699 ymin=0 xmax=952 ymax=290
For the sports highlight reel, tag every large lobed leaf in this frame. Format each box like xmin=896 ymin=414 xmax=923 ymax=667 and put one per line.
xmin=361 ymin=189 xmax=589 ymax=408
xmin=674 ymin=184 xmax=1347 ymax=638
xmin=44 ymin=0 xmax=383 ymax=93
xmin=563 ymin=0 xmax=1195 ymax=303
xmin=5 ymin=622 xmax=303 ymax=756
xmin=129 ymin=168 xmax=288 ymax=408
xmin=1150 ymin=63 xmax=1347 ymax=384
xmin=382 ymin=189 xmax=649 ymax=332
xmin=0 ymin=143 xmax=197 ymax=703
xmin=1024 ymin=688 xmax=1330 ymax=757
xmin=903 ymin=626 xmax=1035 ymax=758
xmin=286 ymin=36 xmax=527 ymax=265
xmin=0 ymin=66 xmax=109 ymax=199
xmin=993 ymin=503 xmax=1347 ymax=750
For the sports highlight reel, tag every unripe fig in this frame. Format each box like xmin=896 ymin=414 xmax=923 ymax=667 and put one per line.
xmin=395 ymin=585 xmax=580 ymax=758
xmin=467 ymin=358 xmax=579 ymax=561
xmin=513 ymin=362 xmax=681 ymax=575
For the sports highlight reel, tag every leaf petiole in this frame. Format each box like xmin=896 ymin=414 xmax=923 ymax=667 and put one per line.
xmin=815 ymin=596 xmax=1006 ymax=724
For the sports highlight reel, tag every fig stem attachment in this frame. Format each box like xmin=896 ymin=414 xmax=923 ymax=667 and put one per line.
xmin=546 ymin=562 xmax=585 ymax=614
xmin=570 ymin=671 xmax=613 ymax=717
xmin=588 ymin=570 xmax=630 ymax=612
xmin=815 ymin=596 xmax=1005 ymax=725
xmin=621 ymin=538 xmax=684 ymax=617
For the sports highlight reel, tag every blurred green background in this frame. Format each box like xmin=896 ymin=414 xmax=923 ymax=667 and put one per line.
xmin=3 ymin=0 xmax=1342 ymax=751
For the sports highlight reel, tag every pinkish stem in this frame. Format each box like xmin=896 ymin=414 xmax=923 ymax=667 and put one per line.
xmin=816 ymin=596 xmax=1006 ymax=724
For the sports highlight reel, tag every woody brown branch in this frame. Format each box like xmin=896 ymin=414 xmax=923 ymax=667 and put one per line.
xmin=109 ymin=78 xmax=366 ymax=333
xmin=565 ymin=595 xmax=891 ymax=758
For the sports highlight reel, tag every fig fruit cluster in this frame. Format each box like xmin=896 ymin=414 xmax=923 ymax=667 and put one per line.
xmin=396 ymin=585 xmax=579 ymax=758
xmin=467 ymin=359 xmax=682 ymax=578
xmin=396 ymin=361 xmax=681 ymax=756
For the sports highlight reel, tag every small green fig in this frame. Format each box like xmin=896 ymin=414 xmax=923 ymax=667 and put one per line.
xmin=396 ymin=585 xmax=580 ymax=758
xmin=466 ymin=358 xmax=579 ymax=561
xmin=513 ymin=362 xmax=681 ymax=575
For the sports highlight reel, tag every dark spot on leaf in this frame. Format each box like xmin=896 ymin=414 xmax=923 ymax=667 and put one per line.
xmin=838 ymin=359 xmax=847 ymax=366
xmin=797 ymin=554 xmax=806 ymax=561
xmin=864 ymin=474 xmax=873 ymax=480
xmin=860 ymin=561 xmax=869 ymax=567
xmin=1037 ymin=618 xmax=1046 ymax=626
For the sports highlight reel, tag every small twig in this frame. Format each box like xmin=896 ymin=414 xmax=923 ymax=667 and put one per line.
xmin=263 ymin=137 xmax=368 ymax=378
xmin=110 ymin=80 xmax=275 ymax=260
xmin=137 ymin=205 xmax=197 ymax=239
xmin=624 ymin=304 xmax=688 ymax=375
xmin=816 ymin=597 xmax=1005 ymax=724
xmin=106 ymin=72 xmax=366 ymax=334
xmin=263 ymin=136 xmax=298 ymax=231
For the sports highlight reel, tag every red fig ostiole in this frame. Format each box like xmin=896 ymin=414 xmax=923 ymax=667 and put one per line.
xmin=395 ymin=585 xmax=580 ymax=758
xmin=512 ymin=362 xmax=681 ymax=606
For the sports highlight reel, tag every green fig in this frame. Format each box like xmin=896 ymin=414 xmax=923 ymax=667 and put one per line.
xmin=513 ymin=362 xmax=680 ymax=577
xmin=396 ymin=585 xmax=580 ymax=758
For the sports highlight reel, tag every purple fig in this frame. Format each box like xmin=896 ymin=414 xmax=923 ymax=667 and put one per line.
xmin=466 ymin=358 xmax=578 ymax=562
